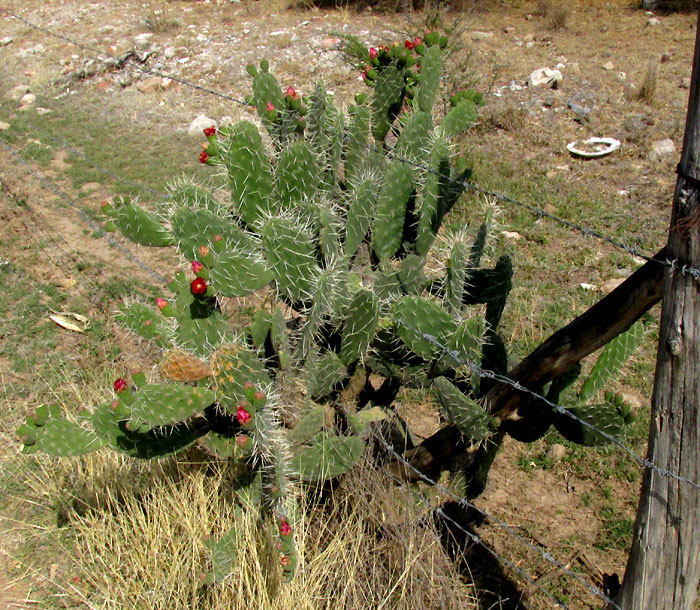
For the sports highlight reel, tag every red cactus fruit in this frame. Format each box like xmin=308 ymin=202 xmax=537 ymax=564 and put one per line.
xmin=286 ymin=86 xmax=298 ymax=99
xmin=254 ymin=390 xmax=265 ymax=401
xmin=156 ymin=297 xmax=168 ymax=310
xmin=236 ymin=435 xmax=249 ymax=447
xmin=199 ymin=150 xmax=209 ymax=164
xmin=236 ymin=405 xmax=252 ymax=425
xmin=213 ymin=234 xmax=223 ymax=242
xmin=279 ymin=520 xmax=292 ymax=537
xmin=266 ymin=102 xmax=275 ymax=112
xmin=244 ymin=381 xmax=254 ymax=389
xmin=405 ymin=39 xmax=414 ymax=50
xmin=192 ymin=260 xmax=204 ymax=274
xmin=190 ymin=277 xmax=207 ymax=296
xmin=113 ymin=378 xmax=128 ymax=394
xmin=369 ymin=47 xmax=377 ymax=60
xmin=198 ymin=245 xmax=210 ymax=258
xmin=280 ymin=555 xmax=291 ymax=567
xmin=203 ymin=126 xmax=216 ymax=137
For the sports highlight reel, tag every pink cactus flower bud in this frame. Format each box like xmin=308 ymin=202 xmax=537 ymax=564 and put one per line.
xmin=144 ymin=320 xmax=152 ymax=326
xmin=199 ymin=150 xmax=209 ymax=164
xmin=190 ymin=277 xmax=207 ymax=296
xmin=280 ymin=555 xmax=291 ymax=567
xmin=254 ymin=391 xmax=265 ymax=401
xmin=111 ymin=400 xmax=119 ymax=409
xmin=213 ymin=234 xmax=223 ymax=242
xmin=156 ymin=297 xmax=168 ymax=310
xmin=279 ymin=520 xmax=292 ymax=536
xmin=192 ymin=261 xmax=204 ymax=274
xmin=414 ymin=36 xmax=422 ymax=46
xmin=113 ymin=378 xmax=127 ymax=394
xmin=203 ymin=126 xmax=216 ymax=137
xmin=236 ymin=435 xmax=249 ymax=447
xmin=266 ymin=102 xmax=275 ymax=112
xmin=369 ymin=47 xmax=377 ymax=60
xmin=244 ymin=381 xmax=254 ymax=389
xmin=236 ymin=405 xmax=252 ymax=425
xmin=286 ymin=86 xmax=298 ymax=99
xmin=198 ymin=245 xmax=210 ymax=258
xmin=405 ymin=39 xmax=414 ymax=50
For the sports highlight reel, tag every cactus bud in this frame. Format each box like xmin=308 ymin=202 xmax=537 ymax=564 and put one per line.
xmin=156 ymin=297 xmax=168 ymax=310
xmin=192 ymin=261 xmax=204 ymax=274
xmin=203 ymin=126 xmax=216 ymax=137
xmin=244 ymin=381 xmax=254 ymax=390
xmin=199 ymin=150 xmax=209 ymax=164
xmin=190 ymin=277 xmax=207 ymax=296
xmin=280 ymin=555 xmax=291 ymax=567
xmin=279 ymin=520 xmax=292 ymax=537
xmin=266 ymin=102 xmax=275 ymax=112
xmin=236 ymin=435 xmax=249 ymax=447
xmin=285 ymin=85 xmax=298 ymax=99
xmin=254 ymin=391 xmax=265 ymax=401
xmin=236 ymin=405 xmax=252 ymax=425
xmin=369 ymin=47 xmax=377 ymax=60
xmin=404 ymin=39 xmax=414 ymax=50
xmin=113 ymin=378 xmax=128 ymax=394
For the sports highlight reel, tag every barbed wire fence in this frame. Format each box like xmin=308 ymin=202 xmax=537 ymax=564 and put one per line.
xmin=3 ymin=8 xmax=699 ymax=608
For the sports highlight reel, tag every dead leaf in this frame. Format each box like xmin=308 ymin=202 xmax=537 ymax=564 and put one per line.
xmin=49 ymin=311 xmax=90 ymax=333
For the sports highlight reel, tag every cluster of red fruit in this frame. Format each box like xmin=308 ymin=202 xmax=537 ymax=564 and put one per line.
xmin=199 ymin=125 xmax=217 ymax=164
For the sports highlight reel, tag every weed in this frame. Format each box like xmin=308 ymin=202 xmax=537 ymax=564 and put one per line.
xmin=631 ymin=61 xmax=658 ymax=105
xmin=144 ymin=0 xmax=179 ymax=33
xmin=548 ymin=6 xmax=569 ymax=30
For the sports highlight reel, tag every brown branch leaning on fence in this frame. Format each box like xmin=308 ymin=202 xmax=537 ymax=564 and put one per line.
xmin=395 ymin=247 xmax=667 ymax=480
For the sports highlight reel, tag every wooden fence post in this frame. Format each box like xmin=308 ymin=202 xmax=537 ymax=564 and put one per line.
xmin=614 ymin=9 xmax=700 ymax=609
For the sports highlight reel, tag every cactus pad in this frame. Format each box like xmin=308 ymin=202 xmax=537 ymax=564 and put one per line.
xmin=159 ymin=349 xmax=212 ymax=382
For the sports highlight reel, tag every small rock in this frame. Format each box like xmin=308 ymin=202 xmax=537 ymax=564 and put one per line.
xmin=188 ymin=114 xmax=216 ymax=136
xmin=525 ymin=13 xmax=533 ymax=20
xmin=36 ymin=107 xmax=52 ymax=116
xmin=502 ymin=230 xmax=522 ymax=240
xmin=525 ymin=41 xmax=535 ymax=49
xmin=136 ymin=76 xmax=162 ymax=93
xmin=134 ymin=33 xmax=153 ymax=47
xmin=681 ymin=77 xmax=691 ymax=89
xmin=0 ymin=121 xmax=10 ymax=131
xmin=0 ymin=36 xmax=13 ymax=46
xmin=660 ymin=52 xmax=672 ymax=63
xmin=6 ymin=84 xmax=29 ymax=101
xmin=471 ymin=31 xmax=495 ymax=41
xmin=178 ymin=57 xmax=190 ymax=64
xmin=602 ymin=61 xmax=615 ymax=71
xmin=548 ymin=444 xmax=567 ymax=462
xmin=321 ymin=36 xmax=341 ymax=49
xmin=163 ymin=45 xmax=176 ymax=59
xmin=19 ymin=93 xmax=36 ymax=106
xmin=579 ymin=283 xmax=597 ymax=291
xmin=543 ymin=203 xmax=557 ymax=214
xmin=196 ymin=33 xmax=208 ymax=42
xmin=649 ymin=138 xmax=676 ymax=161
xmin=600 ymin=25 xmax=608 ymax=33
xmin=618 ymin=71 xmax=626 ymax=80
xmin=647 ymin=18 xmax=661 ymax=26
xmin=528 ymin=67 xmax=563 ymax=88
xmin=503 ymin=26 xmax=514 ymax=33
xmin=645 ymin=11 xmax=654 ymax=16
xmin=569 ymin=62 xmax=580 ymax=74
xmin=160 ymin=77 xmax=174 ymax=90
xmin=99 ymin=25 xmax=114 ymax=33
xmin=34 ymin=43 xmax=46 ymax=54
xmin=568 ymin=102 xmax=591 ymax=120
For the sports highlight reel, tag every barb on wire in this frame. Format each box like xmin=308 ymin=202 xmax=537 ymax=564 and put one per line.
xmin=391 ymin=314 xmax=700 ymax=492
xmin=374 ymin=432 xmax=620 ymax=609
xmin=0 ymin=138 xmax=169 ymax=286
xmin=5 ymin=11 xmax=251 ymax=109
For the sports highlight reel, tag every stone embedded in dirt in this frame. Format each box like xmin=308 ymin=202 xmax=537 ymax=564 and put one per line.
xmin=568 ymin=102 xmax=591 ymax=120
xmin=648 ymin=138 xmax=676 ymax=161
xmin=80 ymin=182 xmax=102 ymax=193
xmin=471 ymin=31 xmax=495 ymax=42
xmin=188 ymin=114 xmax=216 ymax=136
xmin=0 ymin=121 xmax=10 ymax=131
xmin=36 ymin=108 xmax=52 ymax=116
xmin=660 ymin=52 xmax=672 ymax=63
xmin=647 ymin=18 xmax=661 ymax=26
xmin=134 ymin=33 xmax=153 ymax=48
xmin=160 ymin=77 xmax=174 ymax=90
xmin=548 ymin=444 xmax=567 ymax=462
xmin=502 ymin=230 xmax=522 ymax=240
xmin=19 ymin=93 xmax=36 ymax=106
xmin=6 ymin=84 xmax=29 ymax=101
xmin=681 ymin=77 xmax=691 ymax=89
xmin=163 ymin=45 xmax=176 ymax=59
xmin=321 ymin=37 xmax=341 ymax=50
xmin=602 ymin=61 xmax=615 ymax=71
xmin=528 ymin=68 xmax=562 ymax=88
xmin=136 ymin=76 xmax=162 ymax=94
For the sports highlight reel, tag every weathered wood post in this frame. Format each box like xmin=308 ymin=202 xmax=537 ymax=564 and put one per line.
xmin=614 ymin=9 xmax=700 ymax=610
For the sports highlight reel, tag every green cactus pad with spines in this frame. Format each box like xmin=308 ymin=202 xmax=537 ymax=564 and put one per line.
xmin=445 ymin=240 xmax=470 ymax=314
xmin=248 ymin=309 xmax=272 ymax=351
xmin=344 ymin=102 xmax=371 ymax=185
xmin=293 ymin=433 xmax=365 ymax=481
xmin=439 ymin=317 xmax=484 ymax=370
xmin=198 ymin=431 xmax=243 ymax=459
xmin=344 ymin=177 xmax=377 ymax=259
xmin=289 ymin=405 xmax=327 ymax=444
xmin=340 ymin=289 xmax=380 ymax=365
xmin=373 ymin=267 xmax=403 ymax=301
xmin=372 ymin=61 xmax=405 ymax=142
xmin=211 ymin=343 xmax=271 ymax=400
xmin=226 ymin=121 xmax=274 ymax=226
xmin=346 ymin=405 xmax=388 ymax=437
xmin=306 ymin=81 xmax=328 ymax=154
xmin=176 ymin=312 xmax=234 ymax=358
xmin=170 ymin=183 xmax=222 ymax=213
xmin=251 ymin=67 xmax=285 ymax=118
xmin=397 ymin=254 xmax=428 ymax=295
xmin=415 ymin=138 xmax=451 ymax=256
xmin=323 ymin=106 xmax=344 ymax=194
xmin=433 ymin=377 xmax=496 ymax=441
xmin=438 ymin=99 xmax=478 ymax=139
xmin=117 ymin=303 xmax=171 ymax=348
xmin=128 ymin=384 xmax=216 ymax=432
xmin=372 ymin=162 xmax=415 ymax=262
xmin=307 ymin=351 xmax=347 ymax=399
xmin=20 ymin=417 xmax=104 ymax=456
xmin=395 ymin=111 xmax=434 ymax=161
xmin=208 ymin=253 xmax=274 ymax=297
xmin=318 ymin=206 xmax=342 ymax=264
xmin=262 ymin=217 xmax=319 ymax=304
xmin=579 ymin=321 xmax=644 ymax=403
xmin=553 ymin=403 xmax=626 ymax=446
xmin=275 ymin=141 xmax=318 ymax=212
xmin=416 ymin=46 xmax=443 ymax=113
xmin=171 ymin=207 xmax=257 ymax=261
xmin=393 ymin=296 xmax=457 ymax=360
xmin=270 ymin=306 xmax=291 ymax=370
xmin=206 ymin=512 xmax=244 ymax=583
xmin=109 ymin=197 xmax=175 ymax=247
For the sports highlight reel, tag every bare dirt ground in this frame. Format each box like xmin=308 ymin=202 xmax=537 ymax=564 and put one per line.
xmin=1 ymin=0 xmax=698 ymax=607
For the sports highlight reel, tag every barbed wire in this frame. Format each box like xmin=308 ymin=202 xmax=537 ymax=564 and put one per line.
xmin=373 ymin=432 xmax=621 ymax=609
xmin=8 ymin=8 xmax=700 ymax=284
xmin=389 ymin=314 xmax=700 ymax=493
xmin=0 ymin=138 xmax=169 ymax=286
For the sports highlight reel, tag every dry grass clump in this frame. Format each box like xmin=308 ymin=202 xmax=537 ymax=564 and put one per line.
xmin=631 ymin=61 xmax=659 ymax=105
xmin=482 ymin=102 xmax=527 ymax=132
xmin=548 ymin=6 xmax=569 ymax=30
xmin=5 ymin=447 xmax=477 ymax=609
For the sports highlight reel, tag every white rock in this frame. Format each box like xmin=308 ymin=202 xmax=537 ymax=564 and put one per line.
xmin=579 ymin=283 xmax=597 ymax=291
xmin=471 ymin=30 xmax=495 ymax=41
xmin=502 ymin=231 xmax=522 ymax=240
xmin=6 ymin=84 xmax=29 ymax=100
xmin=0 ymin=121 xmax=10 ymax=131
xmin=19 ymin=93 xmax=36 ymax=106
xmin=36 ymin=107 xmax=52 ymax=115
xmin=164 ymin=45 xmax=176 ymax=59
xmin=196 ymin=33 xmax=208 ymax=42
xmin=178 ymin=57 xmax=190 ymax=64
xmin=647 ymin=18 xmax=661 ymax=26
xmin=1 ymin=36 xmax=13 ymax=46
xmin=527 ymin=67 xmax=562 ymax=88
xmin=618 ymin=71 xmax=626 ymax=80
xmin=649 ymin=138 xmax=676 ymax=161
xmin=134 ymin=33 xmax=153 ymax=47
xmin=548 ymin=444 xmax=567 ymax=462
xmin=188 ymin=114 xmax=216 ymax=136
xmin=34 ymin=43 xmax=46 ymax=53
xmin=602 ymin=61 xmax=615 ymax=71
xmin=525 ymin=41 xmax=535 ymax=49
